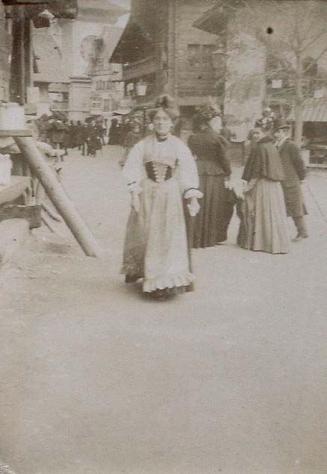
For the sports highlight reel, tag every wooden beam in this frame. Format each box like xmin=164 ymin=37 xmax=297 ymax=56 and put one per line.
xmin=14 ymin=136 xmax=102 ymax=257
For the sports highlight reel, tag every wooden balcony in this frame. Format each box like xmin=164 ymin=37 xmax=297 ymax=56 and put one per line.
xmin=122 ymin=56 xmax=157 ymax=82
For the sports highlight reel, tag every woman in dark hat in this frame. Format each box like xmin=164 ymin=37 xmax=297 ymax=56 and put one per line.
xmin=121 ymin=95 xmax=202 ymax=299
xmin=187 ymin=105 xmax=233 ymax=247
xmin=238 ymin=123 xmax=290 ymax=254
xmin=119 ymin=116 xmax=144 ymax=167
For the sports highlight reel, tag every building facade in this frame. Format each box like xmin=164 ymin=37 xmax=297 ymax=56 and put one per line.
xmin=111 ymin=0 xmax=218 ymax=122
xmin=31 ymin=0 xmax=126 ymax=120
xmin=88 ymin=26 xmax=125 ymax=117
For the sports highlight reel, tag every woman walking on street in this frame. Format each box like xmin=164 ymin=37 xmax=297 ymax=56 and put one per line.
xmin=238 ymin=124 xmax=290 ymax=254
xmin=121 ymin=95 xmax=202 ymax=299
xmin=187 ymin=106 xmax=233 ymax=248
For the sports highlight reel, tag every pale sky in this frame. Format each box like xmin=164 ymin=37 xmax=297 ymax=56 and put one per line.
xmin=109 ymin=0 xmax=130 ymax=28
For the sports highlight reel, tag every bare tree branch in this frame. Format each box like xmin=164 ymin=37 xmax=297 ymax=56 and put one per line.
xmin=301 ymin=28 xmax=327 ymax=53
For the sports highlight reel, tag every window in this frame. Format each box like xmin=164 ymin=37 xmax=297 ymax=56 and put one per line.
xmin=187 ymin=44 xmax=201 ymax=67
xmin=202 ymin=45 xmax=215 ymax=67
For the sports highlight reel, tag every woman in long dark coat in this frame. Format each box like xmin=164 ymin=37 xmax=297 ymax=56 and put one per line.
xmin=187 ymin=108 xmax=233 ymax=247
xmin=108 ymin=118 xmax=120 ymax=145
xmin=238 ymin=125 xmax=290 ymax=254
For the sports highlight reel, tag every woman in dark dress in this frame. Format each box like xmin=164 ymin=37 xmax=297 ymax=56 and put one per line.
xmin=86 ymin=121 xmax=101 ymax=157
xmin=119 ymin=117 xmax=143 ymax=167
xmin=187 ymin=108 xmax=233 ymax=248
xmin=109 ymin=118 xmax=121 ymax=145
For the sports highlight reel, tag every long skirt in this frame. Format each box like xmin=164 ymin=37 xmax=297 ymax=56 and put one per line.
xmin=192 ymin=175 xmax=235 ymax=248
xmin=121 ymin=177 xmax=194 ymax=294
xmin=238 ymin=179 xmax=290 ymax=254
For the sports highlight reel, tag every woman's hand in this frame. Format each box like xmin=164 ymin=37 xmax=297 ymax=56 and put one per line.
xmin=244 ymin=178 xmax=257 ymax=193
xmin=187 ymin=197 xmax=200 ymax=217
xmin=224 ymin=177 xmax=233 ymax=190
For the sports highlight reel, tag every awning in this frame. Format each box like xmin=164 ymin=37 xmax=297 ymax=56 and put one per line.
xmin=289 ymin=98 xmax=327 ymax=122
xmin=112 ymin=108 xmax=131 ymax=116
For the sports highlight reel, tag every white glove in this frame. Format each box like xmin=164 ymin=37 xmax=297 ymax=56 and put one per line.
xmin=187 ymin=197 xmax=200 ymax=217
xmin=225 ymin=178 xmax=233 ymax=190
xmin=131 ymin=192 xmax=140 ymax=213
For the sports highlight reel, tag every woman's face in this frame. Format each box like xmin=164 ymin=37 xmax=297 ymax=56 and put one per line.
xmin=209 ymin=116 xmax=222 ymax=133
xmin=152 ymin=109 xmax=173 ymax=136
xmin=252 ymin=128 xmax=265 ymax=142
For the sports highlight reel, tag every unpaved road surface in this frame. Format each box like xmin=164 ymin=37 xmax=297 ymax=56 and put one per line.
xmin=1 ymin=147 xmax=326 ymax=474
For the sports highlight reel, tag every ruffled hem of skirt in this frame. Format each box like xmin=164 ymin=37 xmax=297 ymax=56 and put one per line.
xmin=143 ymin=272 xmax=195 ymax=293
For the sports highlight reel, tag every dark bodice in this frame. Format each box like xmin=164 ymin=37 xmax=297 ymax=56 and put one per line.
xmin=188 ymin=129 xmax=231 ymax=176
xmin=242 ymin=137 xmax=285 ymax=182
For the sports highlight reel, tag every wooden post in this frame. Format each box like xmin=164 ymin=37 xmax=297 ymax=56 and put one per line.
xmin=14 ymin=136 xmax=102 ymax=257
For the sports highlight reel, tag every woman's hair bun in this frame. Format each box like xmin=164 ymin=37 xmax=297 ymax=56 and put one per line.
xmin=149 ymin=94 xmax=179 ymax=121
xmin=154 ymin=94 xmax=176 ymax=110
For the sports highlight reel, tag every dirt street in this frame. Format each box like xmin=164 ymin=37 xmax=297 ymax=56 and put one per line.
xmin=0 ymin=146 xmax=326 ymax=474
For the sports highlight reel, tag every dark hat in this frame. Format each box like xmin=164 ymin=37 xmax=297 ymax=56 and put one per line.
xmin=195 ymin=104 xmax=219 ymax=123
xmin=129 ymin=116 xmax=142 ymax=126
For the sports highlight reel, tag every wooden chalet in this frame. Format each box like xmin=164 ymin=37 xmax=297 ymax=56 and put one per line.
xmin=111 ymin=0 xmax=218 ymax=119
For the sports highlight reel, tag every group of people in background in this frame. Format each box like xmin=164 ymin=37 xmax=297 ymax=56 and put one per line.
xmin=30 ymin=100 xmax=308 ymax=301
xmin=35 ymin=113 xmax=106 ymax=158
xmin=120 ymin=95 xmax=308 ymax=300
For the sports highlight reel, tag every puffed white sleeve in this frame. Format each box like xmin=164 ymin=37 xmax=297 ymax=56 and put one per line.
xmin=122 ymin=141 xmax=144 ymax=194
xmin=177 ymin=140 xmax=203 ymax=199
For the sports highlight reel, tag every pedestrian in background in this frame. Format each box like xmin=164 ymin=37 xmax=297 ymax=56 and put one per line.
xmin=108 ymin=118 xmax=120 ymax=145
xmin=86 ymin=121 xmax=100 ymax=157
xmin=238 ymin=123 xmax=289 ymax=254
xmin=119 ymin=117 xmax=143 ymax=167
xmin=274 ymin=123 xmax=308 ymax=241
xmin=188 ymin=106 xmax=233 ymax=247
xmin=75 ymin=121 xmax=85 ymax=152
xmin=81 ymin=122 xmax=89 ymax=156
xmin=121 ymin=94 xmax=202 ymax=299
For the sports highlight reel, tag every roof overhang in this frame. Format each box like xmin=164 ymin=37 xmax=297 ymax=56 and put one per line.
xmin=194 ymin=1 xmax=231 ymax=34
xmin=194 ymin=0 xmax=247 ymax=35
xmin=289 ymin=98 xmax=327 ymax=122
xmin=111 ymin=19 xmax=153 ymax=64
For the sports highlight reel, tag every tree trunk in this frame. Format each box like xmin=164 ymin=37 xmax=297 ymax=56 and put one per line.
xmin=294 ymin=52 xmax=304 ymax=147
